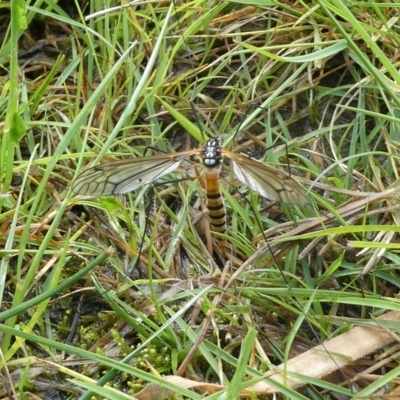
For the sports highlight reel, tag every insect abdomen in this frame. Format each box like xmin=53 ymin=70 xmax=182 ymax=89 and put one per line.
xmin=203 ymin=136 xmax=227 ymax=250
xmin=205 ymin=170 xmax=226 ymax=235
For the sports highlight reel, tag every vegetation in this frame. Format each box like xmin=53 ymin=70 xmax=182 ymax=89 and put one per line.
xmin=1 ymin=0 xmax=400 ymax=399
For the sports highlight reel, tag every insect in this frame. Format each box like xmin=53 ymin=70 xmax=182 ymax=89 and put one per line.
xmin=72 ymin=136 xmax=307 ymax=251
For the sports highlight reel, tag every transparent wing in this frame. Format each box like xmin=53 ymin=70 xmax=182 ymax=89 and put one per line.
xmin=225 ymin=151 xmax=308 ymax=205
xmin=72 ymin=152 xmax=193 ymax=197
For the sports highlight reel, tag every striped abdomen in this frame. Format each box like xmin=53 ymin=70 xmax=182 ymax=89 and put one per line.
xmin=203 ymin=137 xmax=226 ymax=251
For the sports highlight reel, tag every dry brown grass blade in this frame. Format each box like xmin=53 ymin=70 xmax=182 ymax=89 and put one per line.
xmin=247 ymin=310 xmax=400 ymax=395
xmin=261 ymin=187 xmax=400 ymax=248
xmin=135 ymin=311 xmax=400 ymax=397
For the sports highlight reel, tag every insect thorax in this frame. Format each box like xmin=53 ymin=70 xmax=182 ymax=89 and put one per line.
xmin=203 ymin=136 xmax=223 ymax=169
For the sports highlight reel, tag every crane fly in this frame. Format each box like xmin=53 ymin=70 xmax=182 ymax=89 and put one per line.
xmin=72 ymin=136 xmax=307 ymax=252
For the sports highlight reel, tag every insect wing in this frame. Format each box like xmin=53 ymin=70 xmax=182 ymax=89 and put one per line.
xmin=227 ymin=152 xmax=307 ymax=205
xmin=72 ymin=154 xmax=187 ymax=197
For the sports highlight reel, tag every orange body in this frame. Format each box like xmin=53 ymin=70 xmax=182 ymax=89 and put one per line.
xmin=204 ymin=167 xmax=226 ymax=252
